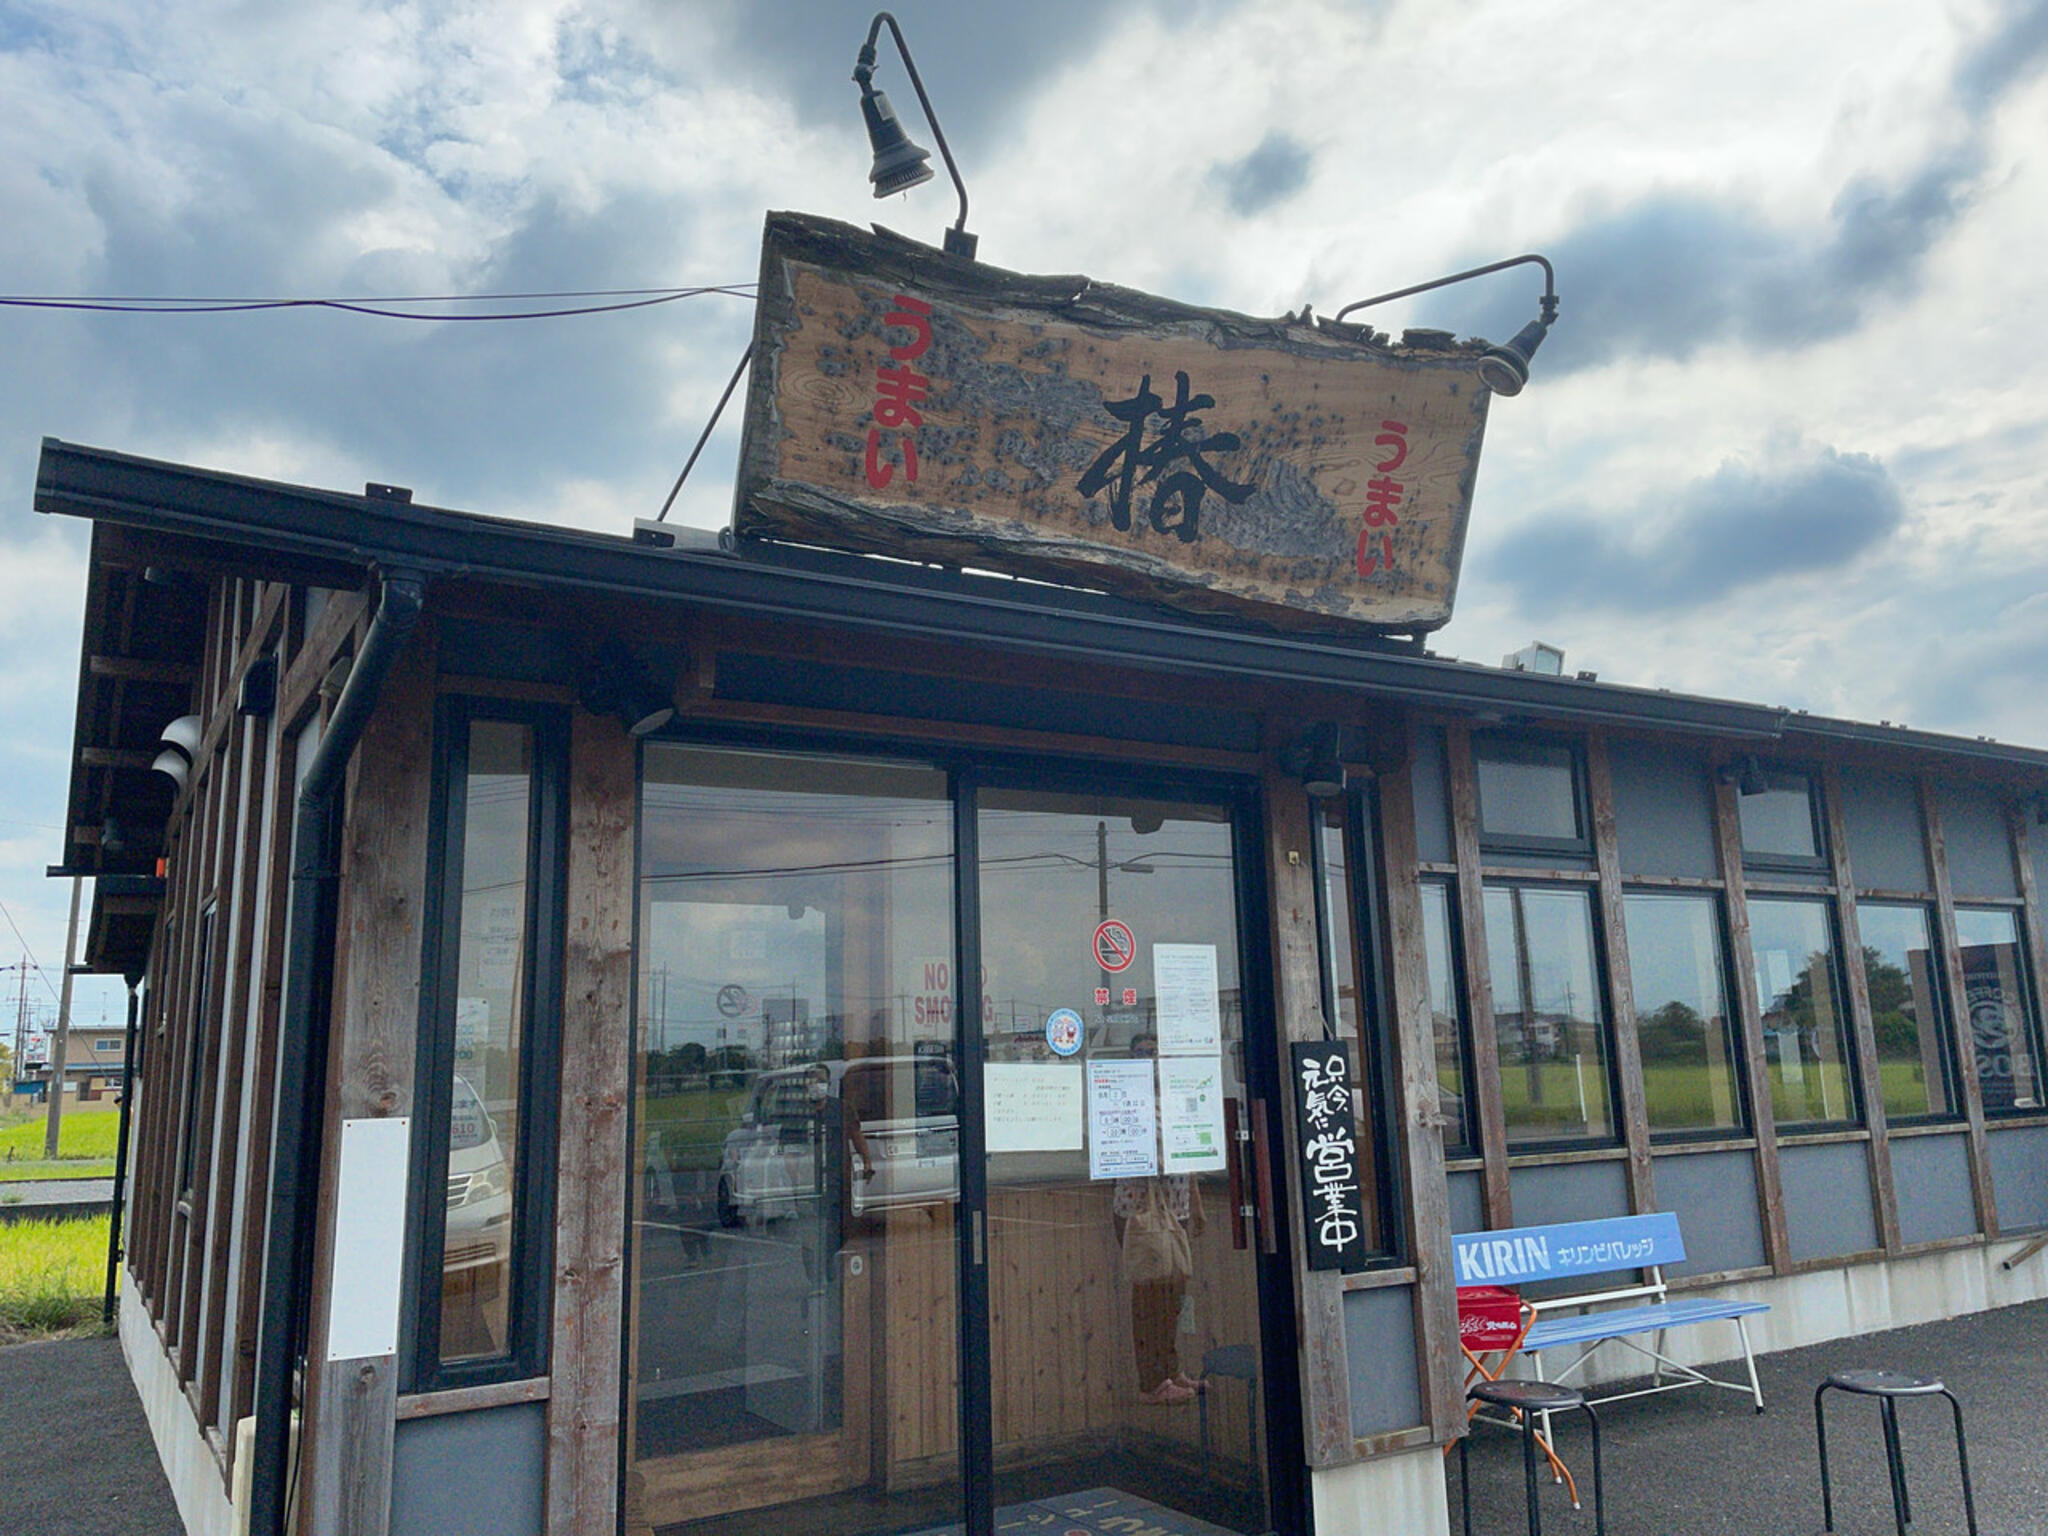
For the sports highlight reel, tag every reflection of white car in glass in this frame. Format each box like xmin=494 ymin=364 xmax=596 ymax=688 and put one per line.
xmin=444 ymin=1076 xmax=512 ymax=1274
xmin=716 ymin=1057 xmax=958 ymax=1227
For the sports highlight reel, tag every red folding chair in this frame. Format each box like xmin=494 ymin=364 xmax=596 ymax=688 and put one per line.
xmin=1451 ymin=1285 xmax=1581 ymax=1508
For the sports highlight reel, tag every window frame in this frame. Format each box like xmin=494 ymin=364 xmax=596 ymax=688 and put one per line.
xmin=1736 ymin=765 xmax=1829 ymax=875
xmin=1309 ymin=785 xmax=1405 ymax=1266
xmin=1471 ymin=733 xmax=1592 ymax=859
xmin=1953 ymin=902 xmax=2048 ymax=1118
xmin=403 ymin=695 xmax=570 ymax=1394
xmin=1416 ymin=876 xmax=1476 ymax=1157
xmin=1746 ymin=892 xmax=1863 ymax=1131
xmin=1620 ymin=885 xmax=1752 ymax=1145
xmin=1480 ymin=876 xmax=1622 ymax=1152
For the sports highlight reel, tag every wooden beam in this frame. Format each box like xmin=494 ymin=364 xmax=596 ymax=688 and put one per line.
xmin=1823 ymin=765 xmax=1903 ymax=1253
xmin=1711 ymin=775 xmax=1792 ymax=1272
xmin=1587 ymin=733 xmax=1657 ymax=1214
xmin=548 ymin=708 xmax=638 ymax=1536
xmin=90 ymin=654 xmax=200 ymax=686
xmin=298 ymin=619 xmax=437 ymax=1536
xmin=1369 ymin=722 xmax=1462 ymax=1444
xmin=1920 ymin=778 xmax=1999 ymax=1240
xmin=1443 ymin=726 xmax=1512 ymax=1228
xmin=1258 ymin=743 xmax=1353 ymax=1467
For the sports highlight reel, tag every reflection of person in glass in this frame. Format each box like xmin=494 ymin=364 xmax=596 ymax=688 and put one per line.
xmin=1113 ymin=1032 xmax=1205 ymax=1406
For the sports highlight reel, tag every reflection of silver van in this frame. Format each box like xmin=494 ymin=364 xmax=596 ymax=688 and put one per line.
xmin=444 ymin=1076 xmax=512 ymax=1273
xmin=716 ymin=1057 xmax=958 ymax=1226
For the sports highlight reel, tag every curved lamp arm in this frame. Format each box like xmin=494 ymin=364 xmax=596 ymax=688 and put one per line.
xmin=1333 ymin=253 xmax=1557 ymax=325
xmin=857 ymin=12 xmax=976 ymax=258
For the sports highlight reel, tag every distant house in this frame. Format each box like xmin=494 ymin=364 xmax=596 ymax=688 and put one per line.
xmin=39 ymin=436 xmax=2048 ymax=1536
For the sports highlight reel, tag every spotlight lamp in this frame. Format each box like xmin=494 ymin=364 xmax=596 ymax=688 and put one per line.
xmin=1282 ymin=724 xmax=1349 ymax=798
xmin=1334 ymin=253 xmax=1560 ymax=397
xmin=580 ymin=640 xmax=678 ymax=738
xmin=853 ymin=12 xmax=978 ymax=259
xmin=151 ymin=713 xmax=202 ymax=793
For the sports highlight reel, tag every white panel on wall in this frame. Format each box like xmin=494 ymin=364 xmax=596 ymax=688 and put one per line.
xmin=327 ymin=1115 xmax=412 ymax=1362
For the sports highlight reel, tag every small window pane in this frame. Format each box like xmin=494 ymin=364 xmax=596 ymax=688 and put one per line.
xmin=441 ymin=720 xmax=533 ymax=1366
xmin=1484 ymin=883 xmax=1613 ymax=1145
xmin=1476 ymin=743 xmax=1582 ymax=845
xmin=1857 ymin=903 xmax=1957 ymax=1120
xmin=1739 ymin=775 xmax=1819 ymax=862
xmin=1623 ymin=891 xmax=1744 ymax=1137
xmin=1418 ymin=881 xmax=1470 ymax=1149
xmin=1748 ymin=897 xmax=1857 ymax=1127
xmin=1955 ymin=907 xmax=2044 ymax=1112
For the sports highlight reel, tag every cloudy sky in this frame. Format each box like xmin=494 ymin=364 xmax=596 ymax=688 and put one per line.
xmin=3 ymin=0 xmax=2046 ymax=1021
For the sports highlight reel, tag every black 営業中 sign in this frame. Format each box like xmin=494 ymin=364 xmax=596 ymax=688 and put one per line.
xmin=1291 ymin=1041 xmax=1368 ymax=1273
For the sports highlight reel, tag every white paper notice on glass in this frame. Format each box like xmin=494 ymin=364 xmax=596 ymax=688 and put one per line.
xmin=1087 ymin=1058 xmax=1159 ymax=1181
xmin=985 ymin=1063 xmax=1084 ymax=1153
xmin=1158 ymin=1056 xmax=1228 ymax=1174
xmin=1154 ymin=943 xmax=1222 ymax=1056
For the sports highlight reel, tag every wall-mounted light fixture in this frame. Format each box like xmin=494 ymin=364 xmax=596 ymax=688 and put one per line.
xmin=1282 ymin=724 xmax=1349 ymax=798
xmin=1334 ymin=253 xmax=1560 ymax=397
xmin=1717 ymin=755 xmax=1771 ymax=797
xmin=151 ymin=714 xmax=202 ymax=793
xmin=579 ymin=640 xmax=678 ymax=737
xmin=853 ymin=11 xmax=978 ymax=259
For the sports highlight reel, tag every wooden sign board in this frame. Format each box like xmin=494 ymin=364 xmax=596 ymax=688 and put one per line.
xmin=735 ymin=212 xmax=1496 ymax=632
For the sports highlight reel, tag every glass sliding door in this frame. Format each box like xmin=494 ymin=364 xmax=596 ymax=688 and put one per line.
xmin=630 ymin=747 xmax=960 ymax=1536
xmin=974 ymin=788 xmax=1273 ymax=1536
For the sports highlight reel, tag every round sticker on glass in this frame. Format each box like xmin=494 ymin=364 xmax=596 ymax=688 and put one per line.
xmin=1045 ymin=1008 xmax=1084 ymax=1057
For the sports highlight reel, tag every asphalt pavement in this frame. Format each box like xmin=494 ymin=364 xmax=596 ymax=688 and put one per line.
xmin=5 ymin=1294 xmax=2045 ymax=1535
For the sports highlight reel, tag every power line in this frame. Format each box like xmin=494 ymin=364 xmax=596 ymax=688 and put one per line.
xmin=0 ymin=284 xmax=757 ymax=322
xmin=0 ymin=898 xmax=60 ymax=1003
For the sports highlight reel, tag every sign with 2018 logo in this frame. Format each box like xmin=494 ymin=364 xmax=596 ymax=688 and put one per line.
xmin=1291 ymin=1041 xmax=1368 ymax=1273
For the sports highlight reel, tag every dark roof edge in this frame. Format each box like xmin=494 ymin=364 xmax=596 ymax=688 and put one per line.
xmin=34 ymin=437 xmax=2048 ymax=771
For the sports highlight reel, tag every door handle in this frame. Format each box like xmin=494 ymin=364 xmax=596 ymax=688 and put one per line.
xmin=1249 ymin=1098 xmax=1279 ymax=1256
xmin=1224 ymin=1098 xmax=1249 ymax=1251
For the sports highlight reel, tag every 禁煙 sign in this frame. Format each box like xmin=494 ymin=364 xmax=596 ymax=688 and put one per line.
xmin=735 ymin=213 xmax=1498 ymax=632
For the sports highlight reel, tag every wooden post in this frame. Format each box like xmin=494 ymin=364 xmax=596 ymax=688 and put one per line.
xmin=298 ymin=621 xmax=437 ymax=1536
xmin=1370 ymin=724 xmax=1463 ymax=1443
xmin=1259 ymin=741 xmax=1353 ymax=1467
xmin=1711 ymin=776 xmax=1792 ymax=1272
xmin=548 ymin=709 xmax=638 ymax=1536
xmin=1823 ymin=766 xmax=1902 ymax=1254
xmin=40 ymin=876 xmax=82 ymax=1158
xmin=1586 ymin=734 xmax=1657 ymax=1214
xmin=1920 ymin=779 xmax=1999 ymax=1240
xmin=1443 ymin=726 xmax=1512 ymax=1228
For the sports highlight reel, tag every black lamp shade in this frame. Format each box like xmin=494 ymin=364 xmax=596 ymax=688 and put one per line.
xmin=1476 ymin=318 xmax=1551 ymax=396
xmin=862 ymin=85 xmax=934 ymax=196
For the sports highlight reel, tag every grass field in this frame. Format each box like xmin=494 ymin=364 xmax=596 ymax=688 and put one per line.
xmin=0 ymin=1108 xmax=119 ymax=1182
xmin=0 ymin=1214 xmax=109 ymax=1339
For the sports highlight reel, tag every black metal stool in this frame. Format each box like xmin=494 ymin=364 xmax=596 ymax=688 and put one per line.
xmin=1460 ymin=1378 xmax=1605 ymax=1536
xmin=1814 ymin=1369 xmax=1978 ymax=1536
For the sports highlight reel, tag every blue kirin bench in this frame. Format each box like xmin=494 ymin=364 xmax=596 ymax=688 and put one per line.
xmin=1452 ymin=1211 xmax=1770 ymax=1412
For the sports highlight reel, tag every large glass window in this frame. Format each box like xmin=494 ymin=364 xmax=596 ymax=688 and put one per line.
xmin=1856 ymin=902 xmax=1958 ymax=1120
xmin=1474 ymin=738 xmax=1586 ymax=853
xmin=1418 ymin=880 xmax=1472 ymax=1152
xmin=1623 ymin=891 xmax=1744 ymax=1137
xmin=411 ymin=705 xmax=565 ymax=1388
xmin=1483 ymin=883 xmax=1614 ymax=1145
xmin=1954 ymin=906 xmax=2045 ymax=1113
xmin=630 ymin=747 xmax=960 ymax=1536
xmin=1316 ymin=797 xmax=1397 ymax=1259
xmin=1748 ymin=896 xmax=1857 ymax=1127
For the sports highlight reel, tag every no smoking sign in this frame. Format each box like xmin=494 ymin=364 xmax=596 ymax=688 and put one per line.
xmin=1093 ymin=918 xmax=1136 ymax=973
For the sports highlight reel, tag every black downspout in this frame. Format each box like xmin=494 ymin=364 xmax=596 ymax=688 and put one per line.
xmin=248 ymin=569 xmax=425 ymax=1536
xmin=101 ymin=972 xmax=142 ymax=1325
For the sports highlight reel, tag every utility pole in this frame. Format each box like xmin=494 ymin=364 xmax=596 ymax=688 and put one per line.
xmin=44 ymin=876 xmax=83 ymax=1159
